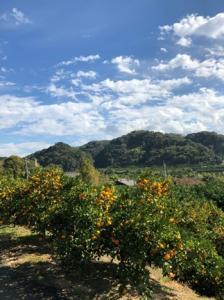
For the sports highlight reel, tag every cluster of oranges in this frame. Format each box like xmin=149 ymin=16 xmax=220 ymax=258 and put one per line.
xmin=29 ymin=171 xmax=62 ymax=192
xmin=137 ymin=178 xmax=168 ymax=197
xmin=92 ymin=187 xmax=116 ymax=241
xmin=0 ymin=178 xmax=25 ymax=200
xmin=96 ymin=216 xmax=112 ymax=228
xmin=0 ymin=186 xmax=14 ymax=200
xmin=163 ymin=249 xmax=177 ymax=261
xmin=26 ymin=170 xmax=63 ymax=207
xmin=96 ymin=186 xmax=117 ymax=210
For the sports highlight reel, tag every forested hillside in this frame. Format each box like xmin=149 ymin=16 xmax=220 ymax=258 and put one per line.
xmin=187 ymin=131 xmax=224 ymax=157
xmin=26 ymin=131 xmax=224 ymax=171
xmin=28 ymin=142 xmax=87 ymax=171
xmin=92 ymin=131 xmax=220 ymax=167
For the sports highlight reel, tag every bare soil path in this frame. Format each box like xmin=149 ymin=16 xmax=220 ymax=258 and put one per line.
xmin=0 ymin=226 xmax=216 ymax=300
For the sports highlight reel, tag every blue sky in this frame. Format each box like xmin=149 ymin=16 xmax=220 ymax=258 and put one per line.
xmin=1 ymin=1 xmax=224 ymax=156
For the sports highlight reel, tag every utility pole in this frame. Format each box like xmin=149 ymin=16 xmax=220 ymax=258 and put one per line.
xmin=34 ymin=158 xmax=39 ymax=168
xmin=25 ymin=158 xmax=30 ymax=180
xmin=163 ymin=161 xmax=167 ymax=179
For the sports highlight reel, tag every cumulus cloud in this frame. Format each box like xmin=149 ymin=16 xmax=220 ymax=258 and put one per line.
xmin=0 ymin=95 xmax=39 ymax=129
xmin=46 ymin=83 xmax=77 ymax=99
xmin=76 ymin=70 xmax=97 ymax=79
xmin=50 ymin=69 xmax=69 ymax=83
xmin=153 ymin=54 xmax=199 ymax=71
xmin=176 ymin=37 xmax=192 ymax=47
xmin=83 ymin=77 xmax=191 ymax=106
xmin=153 ymin=54 xmax=224 ymax=81
xmin=58 ymin=54 xmax=100 ymax=66
xmin=206 ymin=46 xmax=224 ymax=57
xmin=0 ymin=8 xmax=31 ymax=27
xmin=0 ymin=94 xmax=105 ymax=138
xmin=102 ymin=88 xmax=224 ymax=137
xmin=1 ymin=83 xmax=224 ymax=155
xmin=160 ymin=13 xmax=224 ymax=46
xmin=160 ymin=47 xmax=168 ymax=53
xmin=111 ymin=56 xmax=140 ymax=74
xmin=11 ymin=8 xmax=30 ymax=25
xmin=0 ymin=142 xmax=51 ymax=157
xmin=0 ymin=76 xmax=191 ymax=136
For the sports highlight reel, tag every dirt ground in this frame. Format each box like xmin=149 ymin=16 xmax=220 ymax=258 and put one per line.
xmin=0 ymin=225 xmax=216 ymax=300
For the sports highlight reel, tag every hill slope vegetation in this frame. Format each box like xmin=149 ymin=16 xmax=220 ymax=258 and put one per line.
xmin=28 ymin=142 xmax=86 ymax=172
xmin=27 ymin=131 xmax=224 ymax=171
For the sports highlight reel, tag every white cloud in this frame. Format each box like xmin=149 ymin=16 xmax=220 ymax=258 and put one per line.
xmin=58 ymin=54 xmax=100 ymax=66
xmin=76 ymin=70 xmax=97 ymax=79
xmin=0 ymin=76 xmax=191 ymax=137
xmin=153 ymin=53 xmax=224 ymax=81
xmin=0 ymin=94 xmax=105 ymax=137
xmin=50 ymin=69 xmax=68 ymax=83
xmin=160 ymin=47 xmax=168 ymax=53
xmin=111 ymin=56 xmax=140 ymax=74
xmin=160 ymin=13 xmax=224 ymax=46
xmin=153 ymin=54 xmax=199 ymax=71
xmin=1 ymin=84 xmax=224 ymax=154
xmin=176 ymin=37 xmax=192 ymax=47
xmin=0 ymin=8 xmax=31 ymax=27
xmin=11 ymin=8 xmax=30 ymax=25
xmin=194 ymin=58 xmax=224 ymax=79
xmin=46 ymin=83 xmax=77 ymax=99
xmin=83 ymin=77 xmax=191 ymax=106
xmin=0 ymin=95 xmax=38 ymax=130
xmin=102 ymin=88 xmax=224 ymax=137
xmin=71 ymin=78 xmax=81 ymax=87
xmin=206 ymin=46 xmax=224 ymax=57
xmin=0 ymin=81 xmax=15 ymax=88
xmin=0 ymin=142 xmax=51 ymax=157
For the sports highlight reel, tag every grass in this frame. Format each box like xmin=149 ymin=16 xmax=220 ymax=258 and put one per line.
xmin=0 ymin=225 xmax=32 ymax=238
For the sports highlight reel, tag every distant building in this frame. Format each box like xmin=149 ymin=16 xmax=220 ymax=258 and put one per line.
xmin=65 ymin=172 xmax=80 ymax=177
xmin=115 ymin=178 xmax=136 ymax=186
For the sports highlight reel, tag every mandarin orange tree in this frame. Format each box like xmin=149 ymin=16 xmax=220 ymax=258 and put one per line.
xmin=49 ymin=177 xmax=171 ymax=296
xmin=0 ymin=167 xmax=64 ymax=234
xmin=0 ymin=176 xmax=24 ymax=224
xmin=22 ymin=167 xmax=64 ymax=234
xmin=0 ymin=169 xmax=224 ymax=298
xmin=158 ymin=184 xmax=224 ymax=297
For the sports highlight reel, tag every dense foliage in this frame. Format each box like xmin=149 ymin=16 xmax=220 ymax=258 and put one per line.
xmin=29 ymin=131 xmax=223 ymax=171
xmin=80 ymin=140 xmax=110 ymax=157
xmin=0 ymin=156 xmax=36 ymax=178
xmin=0 ymin=168 xmax=224 ymax=298
xmin=28 ymin=142 xmax=87 ymax=172
xmin=93 ymin=131 xmax=220 ymax=168
xmin=187 ymin=131 xmax=224 ymax=158
xmin=79 ymin=157 xmax=100 ymax=185
xmin=188 ymin=177 xmax=224 ymax=211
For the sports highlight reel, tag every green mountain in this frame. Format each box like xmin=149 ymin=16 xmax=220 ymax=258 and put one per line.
xmin=28 ymin=131 xmax=224 ymax=171
xmin=92 ymin=131 xmax=220 ymax=168
xmin=186 ymin=131 xmax=224 ymax=158
xmin=80 ymin=140 xmax=110 ymax=158
xmin=28 ymin=142 xmax=86 ymax=172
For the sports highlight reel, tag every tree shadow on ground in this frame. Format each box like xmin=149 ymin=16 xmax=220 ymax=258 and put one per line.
xmin=0 ymin=228 xmax=178 ymax=300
